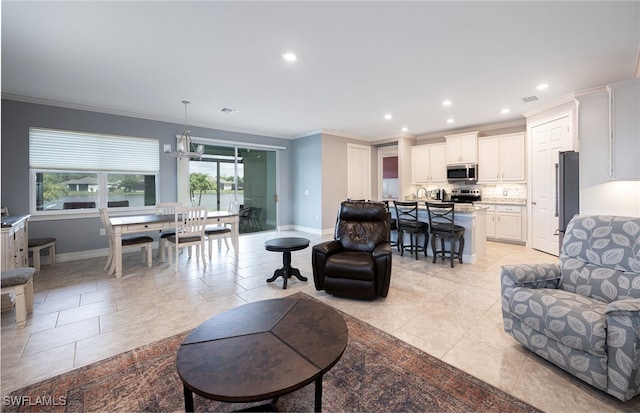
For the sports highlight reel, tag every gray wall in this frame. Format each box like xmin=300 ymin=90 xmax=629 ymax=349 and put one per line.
xmin=291 ymin=134 xmax=322 ymax=230
xmin=289 ymin=132 xmax=382 ymax=233
xmin=1 ymin=99 xmax=294 ymax=255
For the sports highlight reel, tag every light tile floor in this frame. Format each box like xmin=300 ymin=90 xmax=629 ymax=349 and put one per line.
xmin=2 ymin=230 xmax=638 ymax=412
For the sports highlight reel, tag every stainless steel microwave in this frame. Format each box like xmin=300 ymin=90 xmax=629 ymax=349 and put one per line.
xmin=446 ymin=164 xmax=478 ymax=182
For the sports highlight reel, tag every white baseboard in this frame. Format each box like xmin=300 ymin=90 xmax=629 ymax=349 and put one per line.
xmin=53 ymin=242 xmax=160 ymax=263
xmin=289 ymin=225 xmax=335 ymax=236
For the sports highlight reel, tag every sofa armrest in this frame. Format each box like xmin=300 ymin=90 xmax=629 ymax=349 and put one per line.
xmin=501 ymin=263 xmax=562 ymax=287
xmin=372 ymin=242 xmax=391 ymax=259
xmin=604 ymin=298 xmax=640 ymax=400
xmin=372 ymin=242 xmax=392 ymax=298
xmin=605 ymin=298 xmax=640 ymax=316
xmin=312 ymin=240 xmax=343 ymax=257
xmin=501 ymin=263 xmax=562 ymax=336
xmin=312 ymin=240 xmax=343 ymax=291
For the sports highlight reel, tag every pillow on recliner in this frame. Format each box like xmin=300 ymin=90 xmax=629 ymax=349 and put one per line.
xmin=335 ymin=202 xmax=388 ymax=252
xmin=337 ymin=221 xmax=385 ymax=252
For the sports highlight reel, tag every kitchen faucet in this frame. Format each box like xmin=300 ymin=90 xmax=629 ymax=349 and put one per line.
xmin=416 ymin=187 xmax=428 ymax=199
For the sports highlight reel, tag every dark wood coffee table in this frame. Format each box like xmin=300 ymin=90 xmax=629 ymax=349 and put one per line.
xmin=264 ymin=237 xmax=310 ymax=289
xmin=176 ymin=296 xmax=348 ymax=412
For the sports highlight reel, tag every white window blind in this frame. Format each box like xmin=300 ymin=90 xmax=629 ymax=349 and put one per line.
xmin=29 ymin=128 xmax=159 ymax=173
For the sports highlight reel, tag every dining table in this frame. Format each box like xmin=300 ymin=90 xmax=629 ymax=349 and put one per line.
xmin=109 ymin=210 xmax=239 ymax=278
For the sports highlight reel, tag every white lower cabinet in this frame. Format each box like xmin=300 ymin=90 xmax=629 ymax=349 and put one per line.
xmin=483 ymin=204 xmax=525 ymax=244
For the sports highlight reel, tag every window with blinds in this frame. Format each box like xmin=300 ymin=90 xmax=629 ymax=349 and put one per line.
xmin=29 ymin=128 xmax=160 ymax=213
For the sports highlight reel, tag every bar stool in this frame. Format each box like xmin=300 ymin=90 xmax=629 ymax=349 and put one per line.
xmin=1 ymin=267 xmax=35 ymax=329
xmin=28 ymin=237 xmax=56 ymax=273
xmin=383 ymin=200 xmax=399 ymax=250
xmin=393 ymin=200 xmax=429 ymax=259
xmin=426 ymin=202 xmax=465 ymax=267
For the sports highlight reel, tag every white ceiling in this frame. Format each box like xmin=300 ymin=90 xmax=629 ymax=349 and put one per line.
xmin=2 ymin=1 xmax=639 ymax=141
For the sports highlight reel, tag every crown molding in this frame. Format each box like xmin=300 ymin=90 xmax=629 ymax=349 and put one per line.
xmin=414 ymin=118 xmax=526 ymax=140
xmin=319 ymin=129 xmax=370 ymax=142
xmin=522 ymin=93 xmax=578 ymax=119
xmin=1 ymin=93 xmax=291 ymax=140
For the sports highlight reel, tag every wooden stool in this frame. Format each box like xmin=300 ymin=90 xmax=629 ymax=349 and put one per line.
xmin=28 ymin=237 xmax=56 ymax=272
xmin=1 ymin=267 xmax=35 ymax=329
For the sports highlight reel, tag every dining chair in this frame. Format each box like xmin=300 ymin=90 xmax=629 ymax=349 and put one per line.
xmin=99 ymin=208 xmax=153 ymax=275
xmin=156 ymin=202 xmax=182 ymax=262
xmin=167 ymin=206 xmax=208 ymax=272
xmin=239 ymin=206 xmax=252 ymax=232
xmin=107 ymin=200 xmax=129 ymax=208
xmin=248 ymin=207 xmax=263 ymax=231
xmin=393 ymin=200 xmax=429 ymax=259
xmin=425 ymin=202 xmax=465 ymax=267
xmin=205 ymin=201 xmax=237 ymax=256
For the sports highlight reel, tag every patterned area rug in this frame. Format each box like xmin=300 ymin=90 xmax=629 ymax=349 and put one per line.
xmin=5 ymin=292 xmax=540 ymax=412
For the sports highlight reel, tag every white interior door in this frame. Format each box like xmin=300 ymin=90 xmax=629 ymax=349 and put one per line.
xmin=347 ymin=143 xmax=372 ymax=201
xmin=530 ymin=116 xmax=572 ymax=255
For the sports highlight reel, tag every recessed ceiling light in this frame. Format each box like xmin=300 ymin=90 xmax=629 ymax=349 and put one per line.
xmin=282 ymin=52 xmax=297 ymax=62
xmin=536 ymin=83 xmax=549 ymax=91
xmin=447 ymin=118 xmax=454 ymax=124
xmin=401 ymin=127 xmax=408 ymax=132
xmin=501 ymin=108 xmax=510 ymax=114
xmin=384 ymin=114 xmax=393 ymax=120
xmin=442 ymin=100 xmax=452 ymax=107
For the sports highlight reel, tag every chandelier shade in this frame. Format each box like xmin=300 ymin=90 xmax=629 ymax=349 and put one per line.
xmin=163 ymin=100 xmax=204 ymax=160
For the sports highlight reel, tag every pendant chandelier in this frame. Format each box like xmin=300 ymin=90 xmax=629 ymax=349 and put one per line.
xmin=163 ymin=100 xmax=204 ymax=160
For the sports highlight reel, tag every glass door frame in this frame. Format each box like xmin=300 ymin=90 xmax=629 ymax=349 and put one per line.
xmin=176 ymin=135 xmax=285 ymax=231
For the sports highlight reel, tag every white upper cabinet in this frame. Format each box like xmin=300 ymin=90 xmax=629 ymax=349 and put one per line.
xmin=608 ymin=79 xmax=640 ymax=180
xmin=411 ymin=143 xmax=446 ymax=183
xmin=445 ymin=131 xmax=478 ymax=164
xmin=477 ymin=133 xmax=526 ymax=183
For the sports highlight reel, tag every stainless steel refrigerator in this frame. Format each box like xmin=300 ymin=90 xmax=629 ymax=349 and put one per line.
xmin=557 ymin=150 xmax=580 ymax=253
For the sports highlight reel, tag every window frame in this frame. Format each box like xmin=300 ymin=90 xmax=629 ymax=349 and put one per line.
xmin=28 ymin=128 xmax=160 ymax=219
xmin=29 ymin=170 xmax=159 ymax=218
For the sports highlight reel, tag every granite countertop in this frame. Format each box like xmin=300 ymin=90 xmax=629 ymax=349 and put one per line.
xmin=476 ymin=198 xmax=527 ymax=206
xmin=394 ymin=199 xmax=486 ymax=214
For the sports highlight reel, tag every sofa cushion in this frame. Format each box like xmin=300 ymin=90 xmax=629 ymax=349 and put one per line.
xmin=560 ymin=216 xmax=640 ymax=303
xmin=560 ymin=258 xmax=640 ymax=303
xmin=509 ymin=286 xmax=608 ymax=357
xmin=325 ymin=251 xmax=375 ymax=281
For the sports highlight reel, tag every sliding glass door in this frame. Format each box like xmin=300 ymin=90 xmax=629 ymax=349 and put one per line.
xmin=237 ymin=147 xmax=277 ymax=233
xmin=178 ymin=142 xmax=277 ymax=234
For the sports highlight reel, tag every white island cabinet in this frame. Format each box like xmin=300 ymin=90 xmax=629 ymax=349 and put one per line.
xmin=390 ymin=203 xmax=486 ymax=263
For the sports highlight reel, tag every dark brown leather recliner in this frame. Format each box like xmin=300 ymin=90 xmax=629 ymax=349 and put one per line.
xmin=312 ymin=201 xmax=392 ymax=300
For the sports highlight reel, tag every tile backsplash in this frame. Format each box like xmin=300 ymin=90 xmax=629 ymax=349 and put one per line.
xmin=407 ymin=183 xmax=527 ymax=201
xmin=480 ymin=183 xmax=527 ymax=199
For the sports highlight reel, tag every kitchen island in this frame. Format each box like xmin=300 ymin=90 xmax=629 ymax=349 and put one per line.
xmin=389 ymin=201 xmax=487 ymax=264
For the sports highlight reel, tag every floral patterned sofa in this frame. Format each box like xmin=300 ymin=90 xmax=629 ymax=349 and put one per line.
xmin=501 ymin=215 xmax=640 ymax=401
